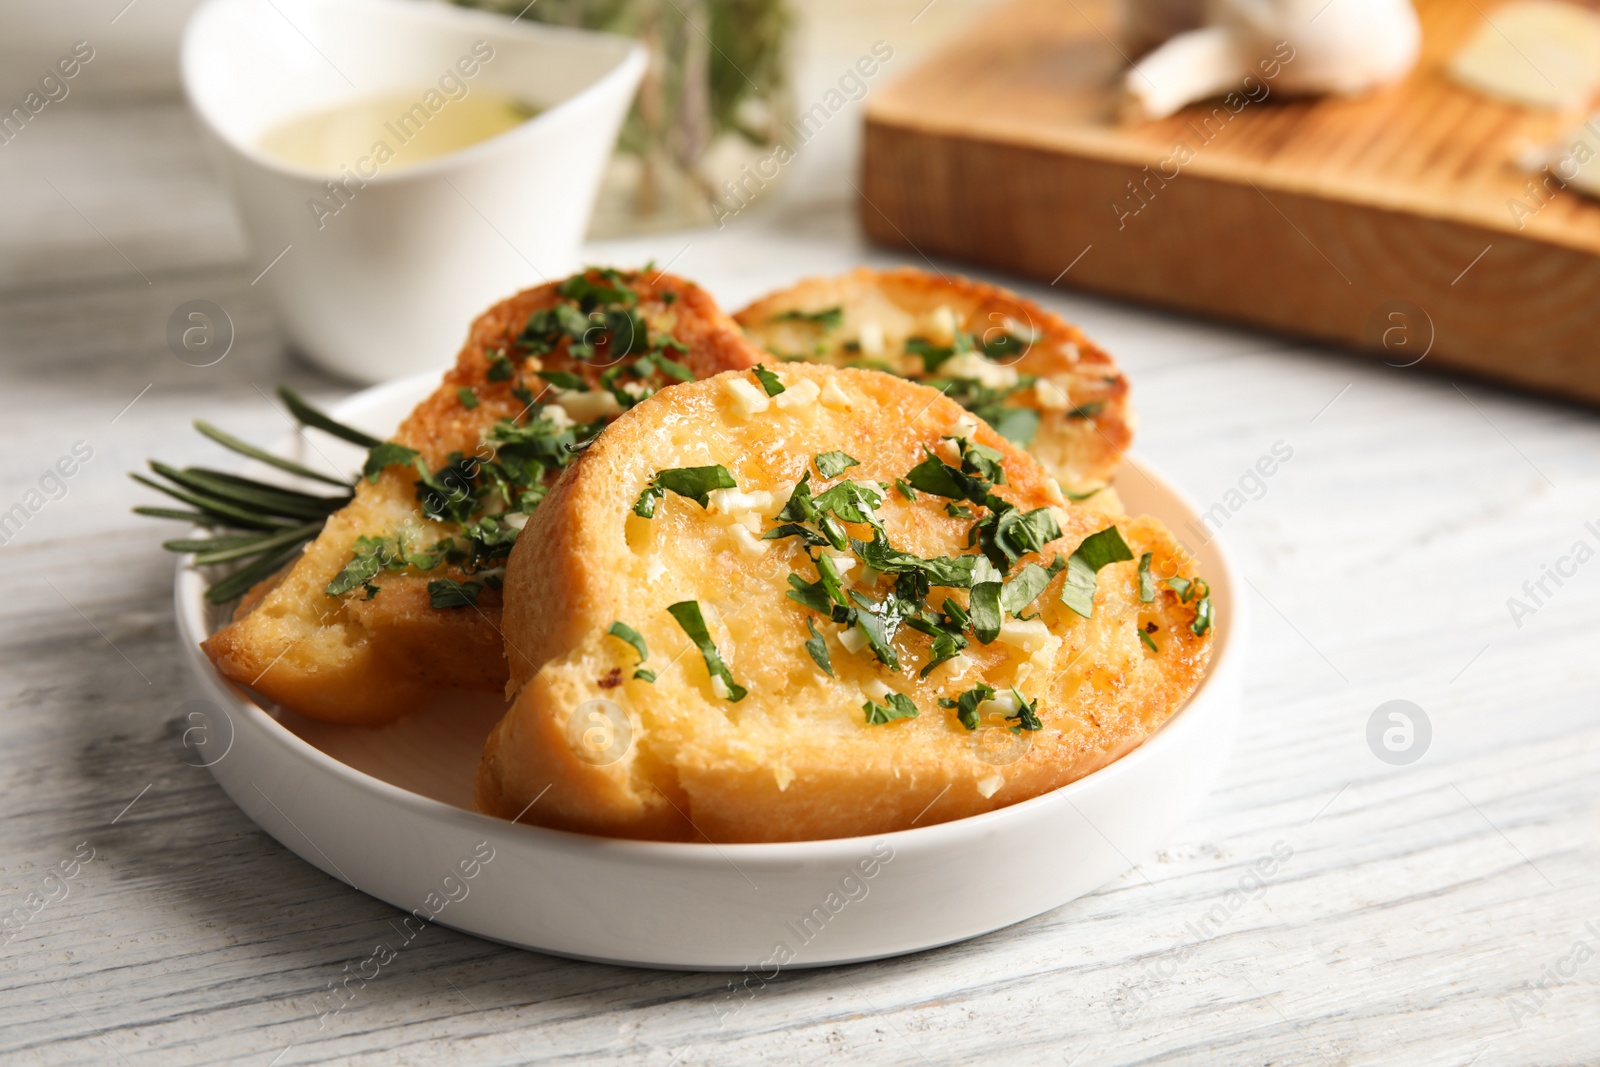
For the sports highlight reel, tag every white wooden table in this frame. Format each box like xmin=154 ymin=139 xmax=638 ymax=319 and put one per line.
xmin=3 ymin=94 xmax=1598 ymax=1066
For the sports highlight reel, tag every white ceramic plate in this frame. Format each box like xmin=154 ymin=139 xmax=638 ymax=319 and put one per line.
xmin=175 ymin=374 xmax=1245 ymax=970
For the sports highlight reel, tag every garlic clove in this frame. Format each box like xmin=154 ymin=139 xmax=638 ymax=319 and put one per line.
xmin=1124 ymin=24 xmax=1254 ymax=121
xmin=1449 ymin=0 xmax=1600 ymax=110
xmin=1123 ymin=0 xmax=1421 ymax=121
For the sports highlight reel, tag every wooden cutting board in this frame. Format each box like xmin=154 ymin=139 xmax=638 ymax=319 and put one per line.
xmin=860 ymin=0 xmax=1600 ymax=404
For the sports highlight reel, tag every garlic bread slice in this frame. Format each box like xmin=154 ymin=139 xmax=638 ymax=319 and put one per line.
xmin=734 ymin=267 xmax=1132 ymax=499
xmin=477 ymin=363 xmax=1210 ymax=842
xmin=202 ymin=269 xmax=762 ymax=726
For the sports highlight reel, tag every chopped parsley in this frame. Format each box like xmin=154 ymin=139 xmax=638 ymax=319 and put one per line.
xmin=1060 ymin=525 xmax=1134 ymax=619
xmin=941 ymin=684 xmax=1039 ymax=732
xmin=1000 ymin=555 xmax=1066 ymax=618
xmin=518 ymin=270 xmax=648 ymax=363
xmin=1007 ymin=689 xmax=1042 ymax=731
xmin=852 ymin=532 xmax=979 ymax=588
xmin=968 ymin=580 xmax=1003 ymax=644
xmin=607 ymin=620 xmax=655 ymax=680
xmin=428 ymin=577 xmax=485 ymax=608
xmin=772 ymin=474 xmax=878 ymax=549
xmin=1189 ymin=581 xmax=1213 ymax=635
xmin=906 ymin=449 xmax=991 ymax=505
xmin=486 ymin=350 xmax=515 ymax=381
xmin=982 ymin=407 xmax=1041 ymax=448
xmin=559 ymin=270 xmax=634 ymax=309
xmin=636 ymin=350 xmax=694 ymax=381
xmin=456 ymin=387 xmax=480 ymax=410
xmin=975 ymin=504 xmax=1062 ymax=572
xmin=904 ymin=336 xmax=959 ymax=375
xmin=633 ymin=464 xmax=738 ymax=517
xmin=922 ymin=375 xmax=1042 ymax=447
xmin=325 ymin=534 xmax=451 ymax=599
xmin=764 ymin=522 xmax=829 ymax=547
xmin=772 ymin=306 xmax=843 ymax=330
xmin=811 ymin=479 xmax=884 ymax=527
xmin=814 ymin=451 xmax=859 ymax=479
xmin=607 ymin=620 xmax=650 ymax=674
xmin=1074 ymin=525 xmax=1135 ymax=571
xmin=980 ymin=329 xmax=1033 ymax=359
xmin=362 ymin=442 xmax=420 ymax=484
xmin=776 ymin=472 xmax=819 ymax=523
xmin=414 ymin=455 xmax=486 ymax=525
xmin=847 ymin=590 xmax=907 ymax=670
xmin=667 ymin=600 xmax=746 ymax=702
xmin=939 ymin=683 xmax=994 ymax=731
xmin=804 ymin=617 xmax=833 ymax=676
xmin=1138 ymin=552 xmax=1155 ymax=602
xmin=752 ymin=364 xmax=786 ymax=396
xmin=537 ymin=370 xmax=589 ymax=391
xmin=1164 ymin=575 xmax=1213 ymax=632
xmin=863 ymin=692 xmax=918 ymax=724
xmin=957 ymin=438 xmax=1007 ymax=483
xmin=905 ymin=603 xmax=970 ymax=677
xmin=1139 ymin=626 xmax=1159 ymax=652
xmin=786 ymin=571 xmax=837 ymax=616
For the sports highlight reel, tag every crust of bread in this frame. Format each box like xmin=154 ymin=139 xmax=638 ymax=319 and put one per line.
xmin=201 ymin=271 xmax=761 ymax=726
xmin=733 ymin=267 xmax=1133 ymax=497
xmin=478 ymin=363 xmax=1209 ymax=842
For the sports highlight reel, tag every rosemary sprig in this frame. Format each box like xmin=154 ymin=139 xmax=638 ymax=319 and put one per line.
xmin=134 ymin=387 xmax=362 ymax=604
xmin=180 ymin=522 xmax=327 ymax=566
xmin=193 ymin=420 xmax=351 ymax=487
xmin=277 ymin=385 xmax=380 ymax=448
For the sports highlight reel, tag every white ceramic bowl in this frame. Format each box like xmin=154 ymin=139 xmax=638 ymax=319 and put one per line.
xmin=181 ymin=0 xmax=645 ymax=382
xmin=174 ymin=374 xmax=1245 ymax=970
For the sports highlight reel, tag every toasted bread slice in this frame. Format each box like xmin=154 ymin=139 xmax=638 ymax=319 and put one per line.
xmin=477 ymin=363 xmax=1211 ymax=842
xmin=202 ymin=269 xmax=763 ymax=726
xmin=734 ymin=267 xmax=1133 ymax=499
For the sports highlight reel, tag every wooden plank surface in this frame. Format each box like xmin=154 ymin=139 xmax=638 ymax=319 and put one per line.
xmin=861 ymin=0 xmax=1600 ymax=404
xmin=2 ymin=101 xmax=1599 ymax=1066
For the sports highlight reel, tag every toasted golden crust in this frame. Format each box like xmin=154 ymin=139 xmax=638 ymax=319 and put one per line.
xmin=734 ymin=267 xmax=1133 ymax=495
xmin=202 ymin=271 xmax=762 ymax=726
xmin=478 ymin=363 xmax=1209 ymax=842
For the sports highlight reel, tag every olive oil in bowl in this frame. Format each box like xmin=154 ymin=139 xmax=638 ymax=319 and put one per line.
xmin=259 ymin=90 xmax=539 ymax=174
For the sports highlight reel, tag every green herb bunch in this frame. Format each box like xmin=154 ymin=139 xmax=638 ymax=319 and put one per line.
xmin=451 ymin=0 xmax=790 ymax=217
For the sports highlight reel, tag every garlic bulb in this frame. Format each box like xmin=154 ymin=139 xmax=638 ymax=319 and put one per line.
xmin=1123 ymin=0 xmax=1422 ymax=120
